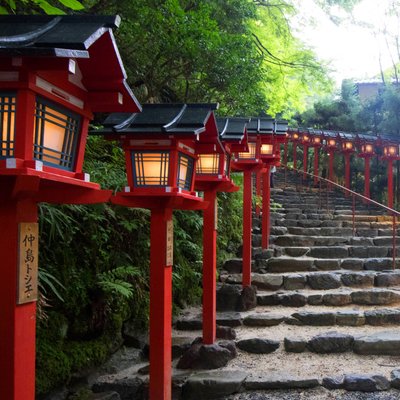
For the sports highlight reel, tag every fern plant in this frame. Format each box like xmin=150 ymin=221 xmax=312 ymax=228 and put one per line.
xmin=97 ymin=266 xmax=138 ymax=300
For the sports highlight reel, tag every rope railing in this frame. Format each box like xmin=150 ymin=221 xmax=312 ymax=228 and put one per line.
xmin=280 ymin=164 xmax=399 ymax=270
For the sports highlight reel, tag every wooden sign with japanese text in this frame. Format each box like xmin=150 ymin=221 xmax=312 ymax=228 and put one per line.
xmin=166 ymin=219 xmax=173 ymax=266
xmin=17 ymin=223 xmax=39 ymax=304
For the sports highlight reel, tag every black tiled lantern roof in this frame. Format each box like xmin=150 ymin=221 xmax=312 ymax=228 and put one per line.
xmin=0 ymin=15 xmax=140 ymax=112
xmin=247 ymin=117 xmax=274 ymax=135
xmin=0 ymin=15 xmax=119 ymax=56
xmin=357 ymin=133 xmax=378 ymax=142
xmin=217 ymin=117 xmax=248 ymax=141
xmin=95 ymin=103 xmax=219 ymax=136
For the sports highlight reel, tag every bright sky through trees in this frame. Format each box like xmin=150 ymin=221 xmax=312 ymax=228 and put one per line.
xmin=293 ymin=0 xmax=400 ymax=85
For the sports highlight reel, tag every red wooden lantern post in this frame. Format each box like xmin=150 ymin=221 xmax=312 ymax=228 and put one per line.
xmin=0 ymin=15 xmax=140 ymax=400
xmin=232 ymin=118 xmax=263 ymax=287
xmin=301 ymin=131 xmax=311 ymax=179
xmin=255 ymin=170 xmax=262 ymax=216
xmin=324 ymin=132 xmax=339 ymax=188
xmin=357 ymin=134 xmax=377 ymax=200
xmin=94 ymin=104 xmax=220 ymax=400
xmin=260 ymin=119 xmax=287 ymax=249
xmin=381 ymin=141 xmax=400 ymax=208
xmin=260 ymin=120 xmax=288 ymax=249
xmin=195 ymin=117 xmax=246 ymax=344
xmin=284 ymin=136 xmax=289 ymax=166
xmin=311 ymin=131 xmax=323 ymax=185
xmin=291 ymin=130 xmax=300 ymax=169
xmin=339 ymin=133 xmax=356 ymax=195
xmin=258 ymin=118 xmax=276 ymax=250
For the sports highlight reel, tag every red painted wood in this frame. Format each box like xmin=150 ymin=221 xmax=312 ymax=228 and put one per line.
xmin=388 ymin=159 xmax=394 ymax=209
xmin=202 ymin=190 xmax=217 ymax=344
xmin=328 ymin=152 xmax=335 ymax=188
xmin=74 ymin=116 xmax=90 ymax=173
xmin=364 ymin=157 xmax=370 ymax=200
xmin=303 ymin=145 xmax=308 ymax=179
xmin=261 ymin=166 xmax=271 ymax=249
xmin=284 ymin=142 xmax=288 ymax=166
xmin=242 ymin=170 xmax=252 ymax=287
xmin=345 ymin=153 xmax=351 ymax=195
xmin=293 ymin=143 xmax=297 ymax=169
xmin=0 ymin=198 xmax=37 ymax=400
xmin=149 ymin=208 xmax=173 ymax=400
xmin=313 ymin=147 xmax=319 ymax=186
xmin=255 ymin=170 xmax=261 ymax=217
xmin=14 ymin=89 xmax=35 ymax=161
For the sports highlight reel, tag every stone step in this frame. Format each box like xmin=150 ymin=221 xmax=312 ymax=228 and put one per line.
xmin=175 ymin=307 xmax=400 ymax=330
xmin=285 ymin=227 xmax=400 ymax=237
xmin=278 ymin=246 xmax=397 ymax=258
xmin=270 ymin=234 xmax=400 ymax=249
xmin=256 ymin=288 xmax=400 ymax=308
xmin=222 ymin=271 xmax=400 ymax=291
xmin=254 ymin=256 xmax=399 ymax=273
xmin=271 ymin=219 xmax=394 ymax=229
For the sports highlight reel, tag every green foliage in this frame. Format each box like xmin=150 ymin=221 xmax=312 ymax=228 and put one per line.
xmin=217 ymin=173 xmax=244 ymax=264
xmin=83 ymin=0 xmax=331 ymax=117
xmin=97 ymin=266 xmax=137 ymax=300
xmin=36 ymin=339 xmax=71 ymax=394
xmin=1 ymin=0 xmax=83 ymax=14
xmin=38 ymin=269 xmax=65 ymax=302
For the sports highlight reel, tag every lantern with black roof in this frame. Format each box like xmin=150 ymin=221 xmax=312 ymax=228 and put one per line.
xmin=0 ymin=15 xmax=140 ymax=400
xmin=195 ymin=117 xmax=246 ymax=345
xmin=356 ymin=133 xmax=377 ymax=200
xmin=274 ymin=119 xmax=289 ymax=163
xmin=93 ymin=103 xmax=218 ymax=400
xmin=259 ymin=118 xmax=288 ymax=250
xmin=256 ymin=117 xmax=274 ymax=220
xmin=378 ymin=134 xmax=400 ymax=208
xmin=288 ymin=127 xmax=301 ymax=169
xmin=339 ymin=132 xmax=356 ymax=193
xmin=310 ymin=129 xmax=323 ymax=185
xmin=300 ymin=129 xmax=311 ymax=179
xmin=231 ymin=117 xmax=265 ymax=287
xmin=323 ymin=131 xmax=339 ymax=186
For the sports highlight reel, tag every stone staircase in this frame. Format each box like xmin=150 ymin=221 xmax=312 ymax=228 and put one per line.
xmin=88 ymin=171 xmax=400 ymax=400
xmin=172 ymin=171 xmax=400 ymax=398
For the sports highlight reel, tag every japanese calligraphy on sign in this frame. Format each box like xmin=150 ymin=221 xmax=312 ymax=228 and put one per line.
xmin=166 ymin=219 xmax=173 ymax=266
xmin=17 ymin=223 xmax=38 ymax=304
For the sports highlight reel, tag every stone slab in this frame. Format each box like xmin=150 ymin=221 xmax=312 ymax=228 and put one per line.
xmin=181 ymin=371 xmax=247 ymax=400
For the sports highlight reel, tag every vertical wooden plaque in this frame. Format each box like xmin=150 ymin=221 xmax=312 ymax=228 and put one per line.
xmin=17 ymin=223 xmax=39 ymax=304
xmin=166 ymin=219 xmax=173 ymax=266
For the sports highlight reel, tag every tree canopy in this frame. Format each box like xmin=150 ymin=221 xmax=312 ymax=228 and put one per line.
xmin=2 ymin=0 xmax=337 ymax=117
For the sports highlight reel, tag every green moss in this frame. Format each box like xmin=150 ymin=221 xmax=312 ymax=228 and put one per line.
xmin=64 ymin=339 xmax=109 ymax=371
xmin=36 ymin=339 xmax=71 ymax=395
